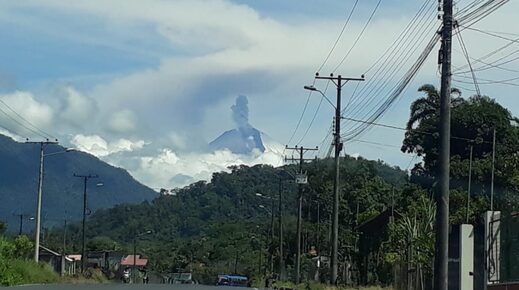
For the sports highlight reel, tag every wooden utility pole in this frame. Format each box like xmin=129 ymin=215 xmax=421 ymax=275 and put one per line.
xmin=312 ymin=73 xmax=364 ymax=284
xmin=285 ymin=145 xmax=318 ymax=284
xmin=73 ymin=173 xmax=98 ymax=273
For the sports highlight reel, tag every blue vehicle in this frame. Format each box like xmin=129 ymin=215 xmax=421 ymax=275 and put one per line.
xmin=217 ymin=274 xmax=251 ymax=287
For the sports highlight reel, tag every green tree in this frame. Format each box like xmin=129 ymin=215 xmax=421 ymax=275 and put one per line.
xmin=13 ymin=236 xmax=33 ymax=260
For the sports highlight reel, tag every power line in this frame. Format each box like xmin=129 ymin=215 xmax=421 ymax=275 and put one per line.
xmin=362 ymin=0 xmax=435 ymax=76
xmin=0 ymin=99 xmax=56 ymax=140
xmin=342 ymin=32 xmax=441 ymax=140
xmin=343 ymin=1 xmax=439 ymax=120
xmin=0 ymin=106 xmax=47 ymax=139
xmin=342 ymin=116 xmax=494 ymax=144
xmin=332 ymin=0 xmax=384 ymax=73
xmin=317 ymin=0 xmax=360 ymax=73
xmin=453 ymin=31 xmax=519 ymax=73
xmin=296 ymin=81 xmax=332 ymax=145
xmin=455 ymin=26 xmax=481 ymax=95
xmin=347 ymin=138 xmax=401 ymax=149
xmin=453 ymin=77 xmax=519 ymax=87
xmin=285 ymin=79 xmax=315 ymax=148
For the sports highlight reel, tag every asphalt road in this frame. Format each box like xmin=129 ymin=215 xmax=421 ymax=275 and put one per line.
xmin=10 ymin=285 xmax=259 ymax=290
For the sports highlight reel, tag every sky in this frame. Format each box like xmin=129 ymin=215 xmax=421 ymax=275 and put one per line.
xmin=0 ymin=0 xmax=517 ymax=190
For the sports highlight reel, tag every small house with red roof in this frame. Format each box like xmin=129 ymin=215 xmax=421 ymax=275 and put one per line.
xmin=121 ymin=254 xmax=149 ymax=268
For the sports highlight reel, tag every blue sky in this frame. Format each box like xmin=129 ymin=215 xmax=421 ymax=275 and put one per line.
xmin=0 ymin=0 xmax=517 ymax=188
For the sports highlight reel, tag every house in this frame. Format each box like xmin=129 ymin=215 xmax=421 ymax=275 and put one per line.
xmin=121 ymin=254 xmax=149 ymax=268
xmin=38 ymin=245 xmax=79 ymax=275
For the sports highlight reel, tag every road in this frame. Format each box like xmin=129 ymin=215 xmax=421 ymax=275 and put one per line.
xmin=10 ymin=285 xmax=259 ymax=290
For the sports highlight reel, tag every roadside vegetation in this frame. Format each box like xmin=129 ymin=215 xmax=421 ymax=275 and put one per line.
xmin=0 ymin=233 xmax=59 ymax=286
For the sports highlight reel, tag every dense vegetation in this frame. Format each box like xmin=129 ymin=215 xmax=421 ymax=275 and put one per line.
xmin=3 ymin=85 xmax=519 ymax=288
xmin=0 ymin=232 xmax=59 ymax=286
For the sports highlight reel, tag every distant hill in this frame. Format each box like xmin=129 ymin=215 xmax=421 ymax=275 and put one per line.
xmin=0 ymin=134 xmax=157 ymax=232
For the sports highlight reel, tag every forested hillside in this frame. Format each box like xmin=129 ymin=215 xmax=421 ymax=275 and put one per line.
xmin=47 ymin=156 xmax=413 ymax=282
xmin=0 ymin=135 xmax=157 ymax=231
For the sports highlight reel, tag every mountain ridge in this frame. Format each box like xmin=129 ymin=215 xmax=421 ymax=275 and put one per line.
xmin=0 ymin=134 xmax=158 ymax=231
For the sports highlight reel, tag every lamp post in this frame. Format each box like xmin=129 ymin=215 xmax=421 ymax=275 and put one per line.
xmin=30 ymin=145 xmax=73 ymax=262
xmin=305 ymin=79 xmax=364 ymax=284
xmin=256 ymin=193 xmax=276 ymax=274
xmin=133 ymin=230 xmax=153 ymax=283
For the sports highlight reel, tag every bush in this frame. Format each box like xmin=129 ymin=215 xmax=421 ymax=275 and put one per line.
xmin=8 ymin=260 xmax=59 ymax=285
xmin=0 ymin=259 xmax=59 ymax=286
xmin=13 ymin=235 xmax=33 ymax=259
xmin=0 ymin=237 xmax=15 ymax=259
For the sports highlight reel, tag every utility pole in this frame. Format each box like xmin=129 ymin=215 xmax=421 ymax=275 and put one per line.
xmin=466 ymin=145 xmax=473 ymax=223
xmin=434 ymin=0 xmax=454 ymax=288
xmin=285 ymin=145 xmax=318 ymax=284
xmin=278 ymin=177 xmax=285 ymax=281
xmin=26 ymin=140 xmax=58 ymax=262
xmin=15 ymin=214 xmax=26 ymax=236
xmin=490 ymin=128 xmax=496 ymax=211
xmin=74 ymin=173 xmax=98 ymax=273
xmin=313 ymin=73 xmax=364 ymax=284
xmin=269 ymin=193 xmax=275 ymax=274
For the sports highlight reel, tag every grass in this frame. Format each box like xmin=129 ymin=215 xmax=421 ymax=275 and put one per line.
xmin=0 ymin=259 xmax=60 ymax=286
xmin=268 ymin=280 xmax=391 ymax=290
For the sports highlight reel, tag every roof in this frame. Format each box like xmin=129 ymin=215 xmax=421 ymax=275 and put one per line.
xmin=39 ymin=245 xmax=61 ymax=256
xmin=121 ymin=255 xmax=148 ymax=267
xmin=67 ymin=254 xmax=82 ymax=261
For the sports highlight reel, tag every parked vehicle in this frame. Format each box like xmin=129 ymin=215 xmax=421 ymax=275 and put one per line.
xmin=217 ymin=274 xmax=250 ymax=287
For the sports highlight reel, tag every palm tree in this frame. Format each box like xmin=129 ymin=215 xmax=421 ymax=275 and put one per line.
xmin=405 ymin=84 xmax=463 ymax=130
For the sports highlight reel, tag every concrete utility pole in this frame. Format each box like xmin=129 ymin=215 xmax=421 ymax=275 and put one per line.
xmin=466 ymin=145 xmax=473 ymax=223
xmin=308 ymin=73 xmax=364 ymax=284
xmin=285 ymin=146 xmax=318 ymax=284
xmin=26 ymin=140 xmax=58 ymax=262
xmin=74 ymin=173 xmax=98 ymax=273
xmin=434 ymin=0 xmax=454 ymax=288
xmin=490 ymin=128 xmax=496 ymax=211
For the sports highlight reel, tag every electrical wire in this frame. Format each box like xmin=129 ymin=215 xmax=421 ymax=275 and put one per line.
xmin=342 ymin=116 xmax=495 ymax=145
xmin=332 ymin=0 xmax=384 ymax=73
xmin=455 ymin=26 xmax=482 ymax=95
xmin=285 ymin=79 xmax=315 ymax=148
xmin=296 ymin=81 xmax=332 ymax=145
xmin=0 ymin=99 xmax=56 ymax=140
xmin=343 ymin=0 xmax=438 ymax=118
xmin=342 ymin=0 xmax=511 ymax=140
xmin=347 ymin=138 xmax=401 ymax=149
xmin=317 ymin=0 xmax=360 ymax=73
xmin=0 ymin=106 xmax=48 ymax=139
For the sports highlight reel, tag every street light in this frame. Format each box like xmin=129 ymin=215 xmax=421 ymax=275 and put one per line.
xmin=133 ymin=230 xmax=153 ymax=284
xmin=33 ymin=147 xmax=75 ymax=262
xmin=304 ymin=85 xmax=337 ymax=110
xmin=256 ymin=193 xmax=276 ymax=275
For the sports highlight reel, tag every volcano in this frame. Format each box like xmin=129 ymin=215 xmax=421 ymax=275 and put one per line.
xmin=209 ymin=95 xmax=268 ymax=154
xmin=209 ymin=126 xmax=265 ymax=154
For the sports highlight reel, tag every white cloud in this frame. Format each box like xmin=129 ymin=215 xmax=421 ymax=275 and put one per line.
xmin=71 ymin=134 xmax=146 ymax=157
xmin=0 ymin=91 xmax=54 ymax=139
xmin=58 ymin=86 xmax=96 ymax=127
xmin=108 ymin=109 xmax=137 ymax=133
xmin=132 ymin=145 xmax=284 ymax=189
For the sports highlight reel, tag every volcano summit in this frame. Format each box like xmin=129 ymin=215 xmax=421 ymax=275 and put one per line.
xmin=209 ymin=95 xmax=266 ymax=154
